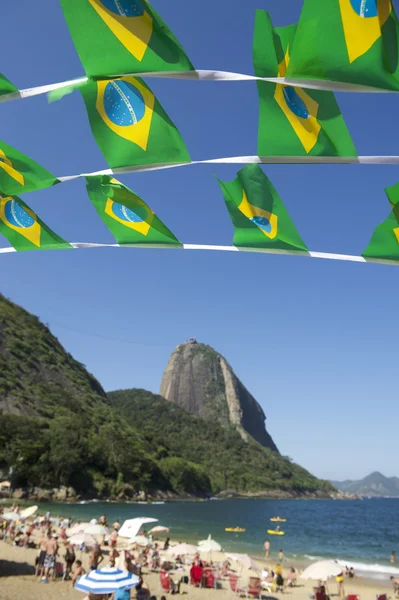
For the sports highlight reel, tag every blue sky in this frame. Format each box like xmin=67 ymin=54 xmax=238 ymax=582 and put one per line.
xmin=2 ymin=0 xmax=399 ymax=481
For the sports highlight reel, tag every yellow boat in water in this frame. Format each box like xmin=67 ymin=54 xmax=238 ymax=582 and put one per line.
xmin=270 ymin=517 xmax=286 ymax=522
xmin=225 ymin=527 xmax=246 ymax=533
xmin=267 ymin=529 xmax=285 ymax=535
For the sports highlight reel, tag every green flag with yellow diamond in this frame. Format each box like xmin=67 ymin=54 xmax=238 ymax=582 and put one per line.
xmin=253 ymin=10 xmax=357 ymax=157
xmin=362 ymin=182 xmax=399 ymax=261
xmin=80 ymin=76 xmax=190 ymax=168
xmin=286 ymin=0 xmax=399 ymax=91
xmin=218 ymin=164 xmax=308 ymax=252
xmin=0 ymin=195 xmax=71 ymax=252
xmin=86 ymin=175 xmax=181 ymax=246
xmin=0 ymin=72 xmax=17 ymax=97
xmin=0 ymin=140 xmax=59 ymax=196
xmin=60 ymin=0 xmax=194 ymax=78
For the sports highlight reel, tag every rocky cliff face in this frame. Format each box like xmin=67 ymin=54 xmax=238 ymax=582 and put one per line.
xmin=160 ymin=341 xmax=279 ymax=452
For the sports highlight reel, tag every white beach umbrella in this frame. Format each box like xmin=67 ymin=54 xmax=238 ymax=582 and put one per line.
xmin=149 ymin=525 xmax=170 ymax=534
xmin=226 ymin=553 xmax=261 ymax=572
xmin=2 ymin=512 xmax=20 ymax=521
xmin=167 ymin=543 xmax=198 ymax=556
xmin=20 ymin=505 xmax=38 ymax=519
xmin=84 ymin=524 xmax=110 ymax=536
xmin=118 ymin=517 xmax=158 ymax=539
xmin=75 ymin=567 xmax=139 ymax=594
xmin=69 ymin=533 xmax=98 ymax=547
xmin=66 ymin=523 xmax=90 ymax=537
xmin=300 ymin=560 xmax=343 ymax=581
xmin=133 ymin=535 xmax=151 ymax=547
xmin=198 ymin=535 xmax=222 ymax=553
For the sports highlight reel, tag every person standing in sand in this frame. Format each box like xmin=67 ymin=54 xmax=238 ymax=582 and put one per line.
xmin=42 ymin=532 xmax=58 ymax=583
xmin=264 ymin=539 xmax=270 ymax=558
xmin=336 ymin=572 xmax=345 ymax=600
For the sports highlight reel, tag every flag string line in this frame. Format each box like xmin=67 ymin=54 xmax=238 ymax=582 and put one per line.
xmin=0 ymin=242 xmax=395 ymax=267
xmin=0 ymin=70 xmax=392 ymax=105
xmin=55 ymin=154 xmax=399 ymax=185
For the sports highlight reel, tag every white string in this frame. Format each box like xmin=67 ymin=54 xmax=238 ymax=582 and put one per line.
xmin=0 ymin=242 xmax=395 ymax=267
xmin=0 ymin=70 xmax=391 ymax=105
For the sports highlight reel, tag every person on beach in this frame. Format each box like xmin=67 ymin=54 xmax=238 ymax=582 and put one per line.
xmin=163 ymin=537 xmax=170 ymax=551
xmin=392 ymin=551 xmax=396 ymax=564
xmin=264 ymin=539 xmax=270 ymax=558
xmin=72 ymin=560 xmax=86 ymax=587
xmin=278 ymin=549 xmax=284 ymax=563
xmin=64 ymin=542 xmax=76 ymax=580
xmin=35 ymin=534 xmax=48 ymax=577
xmin=42 ymin=532 xmax=58 ymax=583
xmin=336 ymin=572 xmax=345 ymax=600
xmin=110 ymin=527 xmax=118 ymax=549
xmin=390 ymin=576 xmax=399 ymax=595
xmin=90 ymin=543 xmax=104 ymax=570
xmin=287 ymin=567 xmax=296 ymax=587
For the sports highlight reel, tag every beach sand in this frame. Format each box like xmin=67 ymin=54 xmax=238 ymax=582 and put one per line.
xmin=0 ymin=536 xmax=392 ymax=600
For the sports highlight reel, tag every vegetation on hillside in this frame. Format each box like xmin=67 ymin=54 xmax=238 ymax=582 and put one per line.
xmin=109 ymin=389 xmax=335 ymax=495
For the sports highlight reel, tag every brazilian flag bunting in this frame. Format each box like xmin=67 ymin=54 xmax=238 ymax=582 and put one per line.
xmin=218 ymin=164 xmax=308 ymax=253
xmin=286 ymin=0 xmax=399 ymax=90
xmin=80 ymin=76 xmax=190 ymax=169
xmin=0 ymin=140 xmax=59 ymax=196
xmin=86 ymin=175 xmax=181 ymax=246
xmin=253 ymin=10 xmax=357 ymax=157
xmin=60 ymin=0 xmax=194 ymax=78
xmin=362 ymin=182 xmax=399 ymax=261
xmin=0 ymin=195 xmax=71 ymax=252
xmin=0 ymin=72 xmax=17 ymax=97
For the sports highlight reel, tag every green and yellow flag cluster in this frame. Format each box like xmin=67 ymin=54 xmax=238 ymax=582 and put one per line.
xmin=362 ymin=182 xmax=399 ymax=261
xmin=253 ymin=10 xmax=357 ymax=157
xmin=0 ymin=140 xmax=58 ymax=196
xmin=80 ymin=76 xmax=190 ymax=168
xmin=86 ymin=175 xmax=181 ymax=246
xmin=286 ymin=0 xmax=399 ymax=90
xmin=219 ymin=165 xmax=308 ymax=253
xmin=60 ymin=0 xmax=194 ymax=78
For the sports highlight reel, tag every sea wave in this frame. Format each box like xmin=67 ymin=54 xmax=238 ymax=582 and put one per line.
xmin=336 ymin=559 xmax=399 ymax=580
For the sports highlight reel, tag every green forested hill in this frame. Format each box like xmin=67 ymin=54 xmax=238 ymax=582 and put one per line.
xmin=0 ymin=293 xmax=334 ymax=499
xmin=108 ymin=389 xmax=334 ymax=496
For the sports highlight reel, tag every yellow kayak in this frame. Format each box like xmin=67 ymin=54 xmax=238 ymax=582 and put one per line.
xmin=270 ymin=517 xmax=286 ymax=522
xmin=267 ymin=529 xmax=285 ymax=535
xmin=225 ymin=527 xmax=246 ymax=533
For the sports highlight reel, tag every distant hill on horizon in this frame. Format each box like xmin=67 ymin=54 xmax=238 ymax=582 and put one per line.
xmin=331 ymin=471 xmax=399 ymax=497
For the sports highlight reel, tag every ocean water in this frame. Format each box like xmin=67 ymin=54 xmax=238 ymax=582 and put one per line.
xmin=27 ymin=498 xmax=399 ymax=581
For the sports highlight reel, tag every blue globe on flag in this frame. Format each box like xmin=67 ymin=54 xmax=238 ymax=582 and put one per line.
xmin=111 ymin=202 xmax=144 ymax=223
xmin=101 ymin=0 xmax=145 ymax=17
xmin=350 ymin=0 xmax=378 ymax=18
xmin=252 ymin=215 xmax=272 ymax=233
xmin=283 ymin=87 xmax=310 ymax=120
xmin=4 ymin=200 xmax=35 ymax=229
xmin=104 ymin=81 xmax=146 ymax=127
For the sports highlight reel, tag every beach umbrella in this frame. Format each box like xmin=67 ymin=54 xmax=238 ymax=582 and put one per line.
xmin=133 ymin=535 xmax=151 ymax=547
xmin=84 ymin=524 xmax=110 ymax=535
xmin=75 ymin=567 xmax=139 ymax=594
xmin=226 ymin=553 xmax=261 ymax=572
xmin=300 ymin=560 xmax=343 ymax=581
xmin=198 ymin=534 xmax=222 ymax=553
xmin=66 ymin=523 xmax=90 ymax=537
xmin=2 ymin=511 xmax=20 ymax=521
xmin=167 ymin=543 xmax=198 ymax=556
xmin=118 ymin=517 xmax=158 ymax=539
xmin=69 ymin=533 xmax=98 ymax=547
xmin=149 ymin=525 xmax=170 ymax=534
xmin=20 ymin=505 xmax=38 ymax=519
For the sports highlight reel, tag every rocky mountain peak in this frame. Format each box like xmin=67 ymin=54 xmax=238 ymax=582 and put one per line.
xmin=160 ymin=341 xmax=278 ymax=452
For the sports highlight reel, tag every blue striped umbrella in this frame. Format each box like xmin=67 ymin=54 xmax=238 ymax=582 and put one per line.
xmin=75 ymin=567 xmax=139 ymax=594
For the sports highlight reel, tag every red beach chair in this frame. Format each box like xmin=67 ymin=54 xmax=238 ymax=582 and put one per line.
xmin=203 ymin=568 xmax=216 ymax=588
xmin=248 ymin=577 xmax=261 ymax=598
xmin=347 ymin=595 xmax=360 ymax=600
xmin=229 ymin=574 xmax=247 ymax=597
xmin=160 ymin=570 xmax=171 ymax=592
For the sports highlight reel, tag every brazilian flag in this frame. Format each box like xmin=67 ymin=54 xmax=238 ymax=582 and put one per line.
xmin=0 ymin=140 xmax=59 ymax=196
xmin=60 ymin=0 xmax=194 ymax=78
xmin=0 ymin=72 xmax=17 ymax=97
xmin=362 ymin=182 xmax=399 ymax=261
xmin=253 ymin=10 xmax=357 ymax=157
xmin=0 ymin=195 xmax=71 ymax=252
xmin=218 ymin=164 xmax=308 ymax=253
xmin=86 ymin=175 xmax=181 ymax=246
xmin=80 ymin=76 xmax=190 ymax=168
xmin=286 ymin=0 xmax=399 ymax=90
